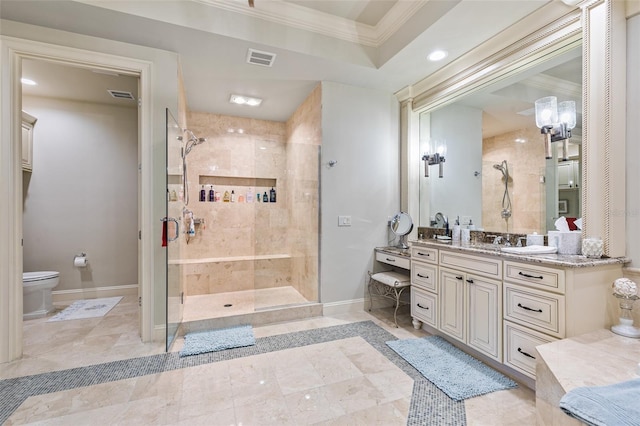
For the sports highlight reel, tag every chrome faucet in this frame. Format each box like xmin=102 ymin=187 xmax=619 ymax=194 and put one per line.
xmin=516 ymin=237 xmax=527 ymax=247
xmin=487 ymin=235 xmax=502 ymax=245
xmin=504 ymin=234 xmax=511 ymax=247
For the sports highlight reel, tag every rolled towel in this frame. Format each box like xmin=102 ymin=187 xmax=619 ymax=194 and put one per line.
xmin=559 ymin=378 xmax=640 ymax=426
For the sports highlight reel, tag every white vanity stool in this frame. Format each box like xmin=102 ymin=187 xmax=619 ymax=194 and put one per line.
xmin=369 ymin=246 xmax=411 ymax=327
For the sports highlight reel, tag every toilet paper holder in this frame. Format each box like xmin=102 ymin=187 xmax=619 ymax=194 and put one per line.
xmin=73 ymin=252 xmax=88 ymax=267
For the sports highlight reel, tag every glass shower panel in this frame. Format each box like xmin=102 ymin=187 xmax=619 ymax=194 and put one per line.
xmin=166 ymin=109 xmax=183 ymax=351
xmin=252 ymin=131 xmax=320 ymax=311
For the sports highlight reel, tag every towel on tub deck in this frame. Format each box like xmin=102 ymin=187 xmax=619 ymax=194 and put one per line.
xmin=559 ymin=378 xmax=640 ymax=426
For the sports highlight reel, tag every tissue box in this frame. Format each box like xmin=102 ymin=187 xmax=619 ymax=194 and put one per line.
xmin=548 ymin=231 xmax=582 ymax=255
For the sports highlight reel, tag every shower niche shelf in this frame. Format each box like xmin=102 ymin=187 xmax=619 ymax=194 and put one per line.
xmin=169 ymin=254 xmax=291 ymax=265
xmin=199 ymin=175 xmax=276 ymax=188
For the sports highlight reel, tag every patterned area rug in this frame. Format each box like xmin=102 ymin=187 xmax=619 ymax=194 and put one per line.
xmin=387 ymin=335 xmax=517 ymax=401
xmin=47 ymin=297 xmax=123 ymax=322
xmin=180 ymin=325 xmax=256 ymax=357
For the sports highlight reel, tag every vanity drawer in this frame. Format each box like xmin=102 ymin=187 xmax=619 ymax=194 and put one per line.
xmin=504 ymin=261 xmax=565 ymax=294
xmin=439 ymin=250 xmax=502 ymax=280
xmin=376 ymin=251 xmax=410 ymax=270
xmin=504 ymin=283 xmax=565 ymax=338
xmin=411 ymin=262 xmax=437 ymax=292
xmin=504 ymin=321 xmax=558 ymax=379
xmin=411 ymin=287 xmax=437 ymax=328
xmin=411 ymin=246 xmax=438 ymax=264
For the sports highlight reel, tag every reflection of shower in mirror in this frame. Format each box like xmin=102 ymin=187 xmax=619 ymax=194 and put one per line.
xmin=494 ymin=160 xmax=512 ymax=225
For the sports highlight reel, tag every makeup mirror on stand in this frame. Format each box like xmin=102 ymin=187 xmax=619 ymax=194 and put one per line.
xmin=391 ymin=212 xmax=413 ymax=249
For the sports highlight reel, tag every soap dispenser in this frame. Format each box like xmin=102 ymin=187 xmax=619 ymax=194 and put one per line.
xmin=208 ymin=185 xmax=215 ymax=202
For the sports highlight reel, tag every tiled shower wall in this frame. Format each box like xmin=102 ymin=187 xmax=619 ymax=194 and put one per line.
xmin=180 ymin=85 xmax=321 ymax=304
xmin=482 ymin=126 xmax=546 ymax=234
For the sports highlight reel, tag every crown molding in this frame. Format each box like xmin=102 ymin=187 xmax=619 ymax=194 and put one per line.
xmin=195 ymin=0 xmax=428 ymax=47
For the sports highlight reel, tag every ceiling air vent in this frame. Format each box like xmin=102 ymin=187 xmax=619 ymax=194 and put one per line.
xmin=246 ymin=48 xmax=276 ymax=67
xmin=107 ymin=89 xmax=136 ymax=100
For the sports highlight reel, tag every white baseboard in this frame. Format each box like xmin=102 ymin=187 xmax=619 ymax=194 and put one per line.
xmin=154 ymin=324 xmax=166 ymax=343
xmin=322 ymin=298 xmax=367 ymax=315
xmin=52 ymin=284 xmax=138 ymax=304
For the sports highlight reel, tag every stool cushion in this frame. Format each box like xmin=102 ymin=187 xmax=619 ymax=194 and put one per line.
xmin=371 ymin=271 xmax=410 ymax=287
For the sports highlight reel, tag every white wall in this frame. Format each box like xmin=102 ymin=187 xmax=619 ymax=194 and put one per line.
xmin=320 ymin=82 xmax=400 ymax=304
xmin=22 ymin=96 xmax=138 ymax=291
xmin=626 ymin=14 xmax=640 ymax=268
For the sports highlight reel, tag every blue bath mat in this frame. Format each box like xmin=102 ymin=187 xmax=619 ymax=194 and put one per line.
xmin=180 ymin=325 xmax=256 ymax=357
xmin=387 ymin=335 xmax=517 ymax=401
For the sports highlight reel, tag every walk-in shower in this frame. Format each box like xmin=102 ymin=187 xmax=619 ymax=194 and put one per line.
xmin=166 ymin=106 xmax=321 ymax=350
xmin=494 ymin=160 xmax=512 ymax=223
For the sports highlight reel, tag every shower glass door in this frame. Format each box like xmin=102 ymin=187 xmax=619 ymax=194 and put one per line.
xmin=166 ymin=109 xmax=184 ymax=351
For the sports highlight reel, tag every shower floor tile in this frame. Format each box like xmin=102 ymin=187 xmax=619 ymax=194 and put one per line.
xmin=182 ymin=286 xmax=309 ymax=322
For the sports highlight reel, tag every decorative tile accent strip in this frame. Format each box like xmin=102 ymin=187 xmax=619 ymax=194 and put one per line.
xmin=0 ymin=321 xmax=466 ymax=424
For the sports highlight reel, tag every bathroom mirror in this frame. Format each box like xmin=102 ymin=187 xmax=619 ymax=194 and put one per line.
xmin=391 ymin=212 xmax=413 ymax=248
xmin=416 ymin=39 xmax=582 ymax=236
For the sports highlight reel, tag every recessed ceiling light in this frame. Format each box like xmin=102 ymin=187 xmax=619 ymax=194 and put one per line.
xmin=515 ymin=138 xmax=527 ymax=144
xmin=229 ymin=94 xmax=262 ymax=107
xmin=428 ymin=50 xmax=448 ymax=62
xmin=21 ymin=78 xmax=37 ymax=86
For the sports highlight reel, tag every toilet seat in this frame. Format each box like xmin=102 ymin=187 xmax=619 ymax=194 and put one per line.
xmin=23 ymin=271 xmax=59 ymax=283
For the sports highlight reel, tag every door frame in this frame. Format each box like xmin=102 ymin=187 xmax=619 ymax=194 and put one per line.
xmin=0 ymin=36 xmax=155 ymax=362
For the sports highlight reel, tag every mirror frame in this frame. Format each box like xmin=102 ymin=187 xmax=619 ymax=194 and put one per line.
xmin=398 ymin=0 xmax=626 ymax=257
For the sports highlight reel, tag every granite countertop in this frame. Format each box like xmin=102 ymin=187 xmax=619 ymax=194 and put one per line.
xmin=409 ymin=238 xmax=630 ymax=268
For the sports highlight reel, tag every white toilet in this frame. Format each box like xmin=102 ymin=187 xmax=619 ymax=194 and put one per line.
xmin=23 ymin=271 xmax=60 ymax=320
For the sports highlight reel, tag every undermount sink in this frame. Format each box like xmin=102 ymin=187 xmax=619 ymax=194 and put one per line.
xmin=501 ymin=245 xmax=558 ymax=255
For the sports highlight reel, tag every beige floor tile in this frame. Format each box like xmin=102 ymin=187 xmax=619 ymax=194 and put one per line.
xmin=325 ymin=376 xmax=388 ymax=414
xmin=4 ymin=291 xmax=540 ymax=426
xmin=234 ymin=394 xmax=296 ymax=426
xmin=283 ymin=385 xmax=347 ymax=424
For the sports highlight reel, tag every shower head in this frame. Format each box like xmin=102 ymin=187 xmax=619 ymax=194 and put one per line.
xmin=493 ymin=160 xmax=509 ymax=178
xmin=182 ymin=129 xmax=208 ymax=156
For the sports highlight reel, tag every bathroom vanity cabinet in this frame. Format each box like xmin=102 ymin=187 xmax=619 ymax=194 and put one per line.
xmin=410 ymin=241 xmax=627 ymax=383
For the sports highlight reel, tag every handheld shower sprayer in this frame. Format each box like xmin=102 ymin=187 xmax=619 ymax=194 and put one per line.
xmin=177 ymin=129 xmax=208 ymax=206
xmin=493 ymin=160 xmax=512 ymax=223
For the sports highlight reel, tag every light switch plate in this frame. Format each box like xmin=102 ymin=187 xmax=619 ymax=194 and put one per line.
xmin=338 ymin=216 xmax=351 ymax=227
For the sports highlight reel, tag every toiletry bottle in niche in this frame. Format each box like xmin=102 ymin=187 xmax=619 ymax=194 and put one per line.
xmin=263 ymin=192 xmax=268 ymax=202
xmin=223 ymin=190 xmax=230 ymax=202
xmin=215 ymin=191 xmax=221 ymax=202
xmin=208 ymin=185 xmax=215 ymax=202
xmin=269 ymin=187 xmax=276 ymax=203
xmin=230 ymin=190 xmax=236 ymax=202
xmin=256 ymin=192 xmax=261 ymax=202
xmin=199 ymin=185 xmax=206 ymax=202
xmin=246 ymin=188 xmax=253 ymax=203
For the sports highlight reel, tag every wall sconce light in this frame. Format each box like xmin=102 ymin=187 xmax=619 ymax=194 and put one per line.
xmin=534 ymin=96 xmax=576 ymax=161
xmin=422 ymin=140 xmax=447 ymax=178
